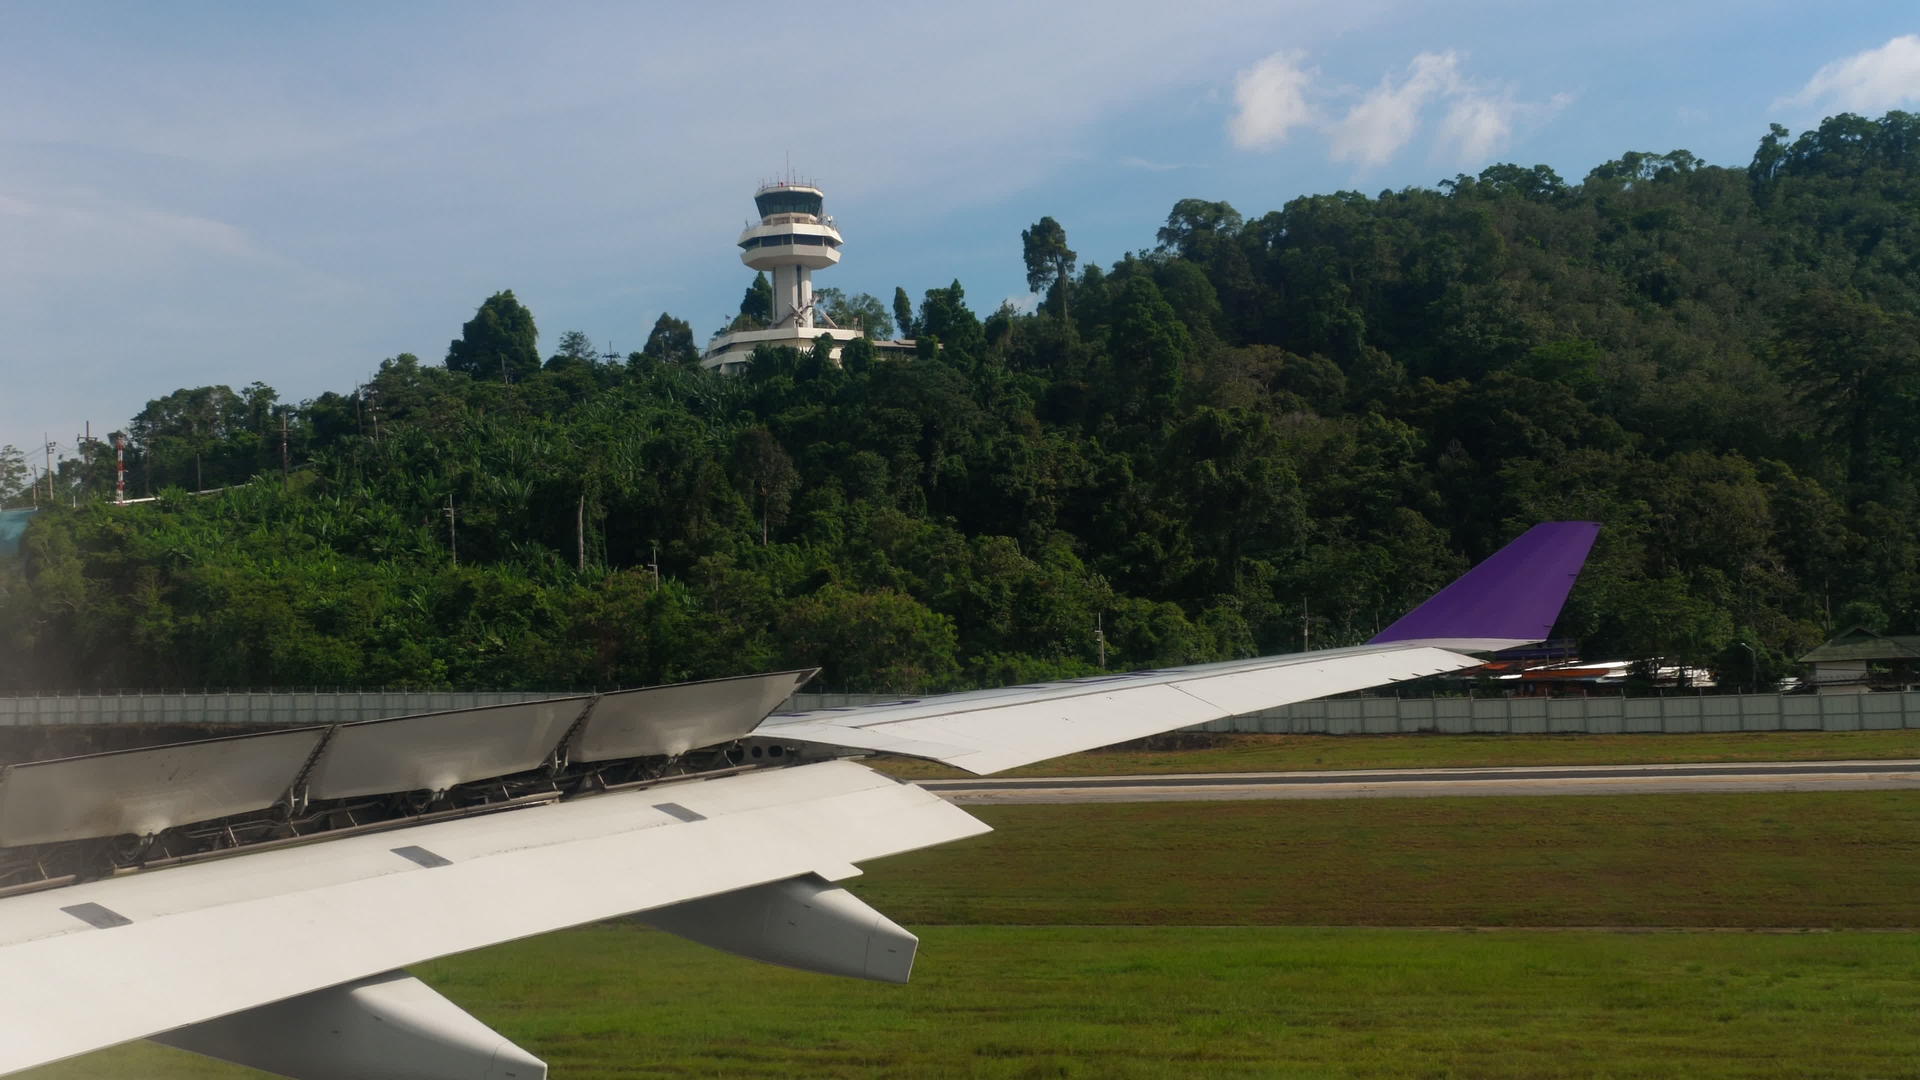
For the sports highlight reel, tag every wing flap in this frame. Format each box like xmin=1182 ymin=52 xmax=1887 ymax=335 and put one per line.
xmin=0 ymin=760 xmax=986 ymax=1076
xmin=0 ymin=729 xmax=327 ymax=847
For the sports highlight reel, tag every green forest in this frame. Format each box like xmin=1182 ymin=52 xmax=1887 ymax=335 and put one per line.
xmin=3 ymin=112 xmax=1917 ymax=693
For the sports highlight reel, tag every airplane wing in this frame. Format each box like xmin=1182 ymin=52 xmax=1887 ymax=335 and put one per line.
xmin=760 ymin=520 xmax=1601 ymax=773
xmin=0 ymin=521 xmax=1596 ymax=1080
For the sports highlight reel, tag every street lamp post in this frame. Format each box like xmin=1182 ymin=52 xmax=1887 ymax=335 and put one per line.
xmin=1735 ymin=641 xmax=1758 ymax=693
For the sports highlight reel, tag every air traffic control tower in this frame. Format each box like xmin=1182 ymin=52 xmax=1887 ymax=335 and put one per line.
xmin=745 ymin=182 xmax=839 ymax=328
xmin=700 ymin=180 xmax=913 ymax=373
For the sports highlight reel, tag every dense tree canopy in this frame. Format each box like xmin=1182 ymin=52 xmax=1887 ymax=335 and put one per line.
xmin=813 ymin=288 xmax=894 ymax=338
xmin=445 ymin=291 xmax=539 ymax=383
xmin=640 ymin=313 xmax=699 ymax=366
xmin=4 ymin=113 xmax=1919 ymax=693
xmin=732 ymin=272 xmax=773 ymax=330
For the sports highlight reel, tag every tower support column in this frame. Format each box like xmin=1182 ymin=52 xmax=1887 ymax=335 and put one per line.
xmin=771 ymin=265 xmax=813 ymax=328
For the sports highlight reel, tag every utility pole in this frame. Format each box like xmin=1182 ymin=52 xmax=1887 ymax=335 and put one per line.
xmin=1302 ymin=599 xmax=1311 ymax=652
xmin=279 ymin=411 xmax=290 ymax=485
xmin=78 ymin=423 xmax=90 ymax=503
xmin=1094 ymin=613 xmax=1106 ymax=670
xmin=43 ymin=435 xmax=54 ymax=501
xmin=444 ymin=494 xmax=457 ymax=565
xmin=576 ymin=494 xmax=586 ymax=573
xmin=649 ymin=541 xmax=660 ymax=587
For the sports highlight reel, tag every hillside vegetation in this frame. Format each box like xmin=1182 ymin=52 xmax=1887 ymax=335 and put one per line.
xmin=3 ymin=113 xmax=1918 ymax=692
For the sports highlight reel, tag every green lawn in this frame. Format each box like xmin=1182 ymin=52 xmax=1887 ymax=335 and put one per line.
xmin=34 ymin=926 xmax=1920 ymax=1079
xmin=854 ymin=791 xmax=1920 ymax=928
xmin=22 ymin=790 xmax=1920 ymax=1078
xmin=871 ymin=728 xmax=1920 ymax=779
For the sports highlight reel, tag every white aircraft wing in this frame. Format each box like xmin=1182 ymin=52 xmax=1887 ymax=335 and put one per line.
xmin=0 ymin=759 xmax=982 ymax=1078
xmin=0 ymin=521 xmax=1598 ymax=1080
xmin=760 ymin=521 xmax=1602 ymax=774
xmin=757 ymin=640 xmax=1515 ymax=774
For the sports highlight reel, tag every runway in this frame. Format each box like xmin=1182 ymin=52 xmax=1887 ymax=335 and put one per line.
xmin=914 ymin=760 xmax=1920 ymax=804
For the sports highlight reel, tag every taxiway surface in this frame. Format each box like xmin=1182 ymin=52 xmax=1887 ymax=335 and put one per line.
xmin=915 ymin=760 xmax=1920 ymax=803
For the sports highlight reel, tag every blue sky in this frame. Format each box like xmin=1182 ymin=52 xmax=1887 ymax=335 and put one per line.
xmin=3 ymin=2 xmax=1918 ymax=465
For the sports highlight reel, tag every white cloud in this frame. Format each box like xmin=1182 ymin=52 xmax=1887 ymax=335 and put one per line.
xmin=1437 ymin=95 xmax=1514 ymax=163
xmin=1229 ymin=51 xmax=1318 ymax=149
xmin=0 ymin=188 xmax=271 ymax=279
xmin=1329 ymin=52 xmax=1461 ymax=166
xmin=1436 ymin=91 xmax=1570 ymax=165
xmin=1783 ymin=35 xmax=1920 ymax=112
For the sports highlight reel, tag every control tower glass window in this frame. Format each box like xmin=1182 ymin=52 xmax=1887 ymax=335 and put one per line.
xmin=740 ymin=234 xmax=839 ymax=250
xmin=755 ymin=189 xmax=824 ymax=219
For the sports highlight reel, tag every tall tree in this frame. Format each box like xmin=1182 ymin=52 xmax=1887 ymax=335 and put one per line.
xmin=553 ymin=330 xmax=598 ymax=363
xmin=446 ymin=290 xmax=540 ymax=383
xmin=731 ymin=427 xmax=798 ymax=545
xmin=892 ymin=286 xmax=915 ymax=339
xmin=1155 ymin=199 xmax=1243 ymax=259
xmin=736 ymin=273 xmax=773 ymax=328
xmin=1105 ymin=277 xmax=1189 ymax=420
xmin=1021 ymin=216 xmax=1077 ymax=319
xmin=918 ymin=281 xmax=986 ymax=360
xmin=129 ymin=385 xmax=251 ymax=490
xmin=640 ymin=313 xmax=700 ymax=365
xmin=1778 ymin=289 xmax=1920 ymax=485
xmin=0 ymin=445 xmax=27 ymax=504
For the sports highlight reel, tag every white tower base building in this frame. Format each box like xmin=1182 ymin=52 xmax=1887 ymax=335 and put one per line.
xmin=701 ymin=180 xmax=914 ymax=374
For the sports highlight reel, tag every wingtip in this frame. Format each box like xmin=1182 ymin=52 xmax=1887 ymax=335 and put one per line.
xmin=1368 ymin=521 xmax=1600 ymax=645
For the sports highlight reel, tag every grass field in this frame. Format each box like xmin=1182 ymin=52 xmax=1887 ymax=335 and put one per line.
xmin=19 ymin=790 xmax=1920 ymax=1078
xmin=851 ymin=792 xmax=1920 ymax=928
xmin=32 ymin=927 xmax=1920 ymax=1079
xmin=871 ymin=728 xmax=1920 ymax=779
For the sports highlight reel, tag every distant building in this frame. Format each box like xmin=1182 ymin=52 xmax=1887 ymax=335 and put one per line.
xmin=700 ymin=180 xmax=915 ymax=374
xmin=1797 ymin=627 xmax=1920 ymax=692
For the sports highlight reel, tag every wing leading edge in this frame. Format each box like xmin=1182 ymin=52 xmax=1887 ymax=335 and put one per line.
xmin=760 ymin=521 xmax=1600 ymax=774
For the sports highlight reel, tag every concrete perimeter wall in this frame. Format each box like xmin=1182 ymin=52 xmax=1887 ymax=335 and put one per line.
xmin=797 ymin=690 xmax=1920 ymax=734
xmin=0 ymin=690 xmax=557 ymax=729
xmin=1 ymin=688 xmax=1916 ymax=735
xmin=1194 ymin=690 xmax=1920 ymax=735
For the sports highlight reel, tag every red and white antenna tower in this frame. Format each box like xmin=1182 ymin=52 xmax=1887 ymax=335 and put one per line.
xmin=114 ymin=434 xmax=126 ymax=504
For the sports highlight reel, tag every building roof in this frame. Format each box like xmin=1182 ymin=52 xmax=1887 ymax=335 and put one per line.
xmin=1797 ymin=627 xmax=1920 ymax=663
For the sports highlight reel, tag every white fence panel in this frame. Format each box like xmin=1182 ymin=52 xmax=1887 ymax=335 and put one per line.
xmin=2 ymin=688 xmax=1917 ymax=736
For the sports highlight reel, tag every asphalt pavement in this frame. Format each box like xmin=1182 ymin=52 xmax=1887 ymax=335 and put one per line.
xmin=914 ymin=760 xmax=1920 ymax=803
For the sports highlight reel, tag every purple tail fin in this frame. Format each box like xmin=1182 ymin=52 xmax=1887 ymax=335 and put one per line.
xmin=1369 ymin=522 xmax=1600 ymax=644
